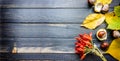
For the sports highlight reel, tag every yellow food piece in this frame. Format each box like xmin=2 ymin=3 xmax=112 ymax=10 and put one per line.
xmin=95 ymin=0 xmax=112 ymax=5
xmin=106 ymin=38 xmax=120 ymax=60
xmin=81 ymin=13 xmax=105 ymax=29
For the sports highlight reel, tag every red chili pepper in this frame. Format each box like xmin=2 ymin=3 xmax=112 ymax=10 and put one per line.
xmin=89 ymin=32 xmax=92 ymax=37
xmin=75 ymin=32 xmax=93 ymax=60
xmin=83 ymin=41 xmax=91 ymax=46
xmin=75 ymin=37 xmax=81 ymax=42
xmin=75 ymin=48 xmax=84 ymax=54
xmin=80 ymin=54 xmax=86 ymax=60
xmin=82 ymin=34 xmax=92 ymax=41
xmin=77 ymin=48 xmax=84 ymax=52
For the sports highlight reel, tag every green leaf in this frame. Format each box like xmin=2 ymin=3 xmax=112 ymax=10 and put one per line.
xmin=105 ymin=12 xmax=120 ymax=30
xmin=114 ymin=6 xmax=120 ymax=17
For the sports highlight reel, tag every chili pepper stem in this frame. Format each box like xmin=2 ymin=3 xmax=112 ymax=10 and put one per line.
xmin=92 ymin=44 xmax=107 ymax=61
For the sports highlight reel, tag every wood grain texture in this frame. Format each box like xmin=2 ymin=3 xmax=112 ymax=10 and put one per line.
xmin=1 ymin=9 xmax=114 ymax=23
xmin=0 ymin=53 xmax=118 ymax=61
xmin=0 ymin=0 xmax=119 ymax=8
xmin=0 ymin=35 xmax=113 ymax=53
xmin=0 ymin=38 xmax=75 ymax=53
xmin=1 ymin=9 xmax=93 ymax=23
xmin=1 ymin=23 xmax=107 ymax=38
xmin=0 ymin=0 xmax=119 ymax=61
xmin=0 ymin=23 xmax=113 ymax=53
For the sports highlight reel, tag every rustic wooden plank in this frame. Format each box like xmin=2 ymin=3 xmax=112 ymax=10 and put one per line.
xmin=0 ymin=9 xmax=1 ymax=23
xmin=0 ymin=53 xmax=118 ymax=61
xmin=0 ymin=34 xmax=113 ymax=53
xmin=15 ymin=47 xmax=73 ymax=53
xmin=1 ymin=23 xmax=108 ymax=38
xmin=1 ymin=9 xmax=114 ymax=23
xmin=16 ymin=59 xmax=54 ymax=61
xmin=0 ymin=38 xmax=81 ymax=53
xmin=1 ymin=9 xmax=92 ymax=23
xmin=0 ymin=38 xmax=75 ymax=47
xmin=0 ymin=59 xmax=53 ymax=61
xmin=0 ymin=0 xmax=87 ymax=8
xmin=0 ymin=46 xmax=9 ymax=53
xmin=0 ymin=37 xmax=12 ymax=52
xmin=0 ymin=53 xmax=80 ymax=61
xmin=0 ymin=0 xmax=119 ymax=8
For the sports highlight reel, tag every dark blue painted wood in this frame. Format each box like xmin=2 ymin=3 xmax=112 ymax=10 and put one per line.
xmin=1 ymin=9 xmax=114 ymax=23
xmin=0 ymin=38 xmax=76 ymax=47
xmin=0 ymin=36 xmax=114 ymax=53
xmin=0 ymin=53 xmax=118 ymax=61
xmin=1 ymin=9 xmax=92 ymax=23
xmin=0 ymin=0 xmax=119 ymax=8
xmin=0 ymin=0 xmax=119 ymax=61
xmin=0 ymin=38 xmax=101 ymax=53
xmin=1 ymin=23 xmax=107 ymax=38
xmin=0 ymin=0 xmax=88 ymax=8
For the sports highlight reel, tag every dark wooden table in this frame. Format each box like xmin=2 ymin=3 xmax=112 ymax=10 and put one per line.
xmin=0 ymin=0 xmax=120 ymax=61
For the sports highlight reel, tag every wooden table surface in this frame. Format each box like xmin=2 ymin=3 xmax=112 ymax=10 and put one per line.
xmin=0 ymin=0 xmax=120 ymax=61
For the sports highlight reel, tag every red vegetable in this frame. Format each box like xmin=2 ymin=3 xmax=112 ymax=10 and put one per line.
xmin=75 ymin=32 xmax=107 ymax=61
xmin=80 ymin=54 xmax=86 ymax=60
xmin=75 ymin=32 xmax=93 ymax=60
